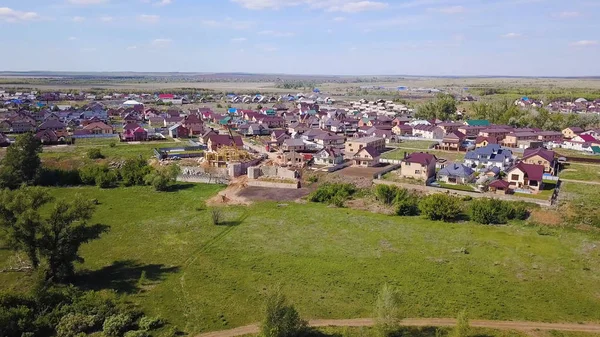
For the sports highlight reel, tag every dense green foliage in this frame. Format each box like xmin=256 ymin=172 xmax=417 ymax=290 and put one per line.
xmin=80 ymin=164 xmax=119 ymax=188
xmin=451 ymin=310 xmax=470 ymax=337
xmin=309 ymin=183 xmax=357 ymax=207
xmin=144 ymin=165 xmax=180 ymax=191
xmin=374 ymin=185 xmax=421 ymax=216
xmin=87 ymin=148 xmax=104 ymax=160
xmin=418 ymin=194 xmax=463 ymax=221
xmin=120 ymin=159 xmax=153 ymax=187
xmin=0 ymin=187 xmax=106 ymax=282
xmin=415 ymin=93 xmax=457 ymax=121
xmin=374 ymin=284 xmax=402 ymax=337
xmin=469 ymin=199 xmax=529 ymax=225
xmin=0 ymin=133 xmax=43 ymax=189
xmin=260 ymin=289 xmax=307 ymax=337
xmin=0 ymin=283 xmax=161 ymax=337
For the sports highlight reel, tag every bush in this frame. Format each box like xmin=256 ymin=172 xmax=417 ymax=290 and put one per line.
xmin=96 ymin=170 xmax=119 ymax=188
xmin=38 ymin=168 xmax=82 ymax=186
xmin=307 ymin=175 xmax=318 ymax=183
xmin=109 ymin=142 xmax=116 ymax=148
xmin=309 ymin=183 xmax=356 ymax=205
xmin=260 ymin=289 xmax=307 ymax=337
xmin=103 ymin=314 xmax=133 ymax=337
xmin=56 ymin=313 xmax=96 ymax=337
xmin=374 ymin=185 xmax=398 ymax=205
xmin=124 ymin=330 xmax=149 ymax=337
xmin=374 ymin=284 xmax=402 ymax=337
xmin=138 ymin=316 xmax=163 ymax=331
xmin=418 ymin=194 xmax=462 ymax=221
xmin=211 ymin=209 xmax=222 ymax=225
xmin=144 ymin=165 xmax=180 ymax=192
xmin=121 ymin=159 xmax=152 ymax=187
xmin=87 ymin=148 xmax=104 ymax=160
xmin=393 ymin=188 xmax=420 ymax=216
xmin=470 ymin=199 xmax=531 ymax=225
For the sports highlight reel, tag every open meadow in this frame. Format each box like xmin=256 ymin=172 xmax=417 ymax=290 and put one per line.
xmin=2 ymin=183 xmax=600 ymax=335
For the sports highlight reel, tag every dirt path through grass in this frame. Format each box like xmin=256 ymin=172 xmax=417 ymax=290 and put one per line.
xmin=560 ymin=179 xmax=600 ymax=185
xmin=197 ymin=318 xmax=600 ymax=337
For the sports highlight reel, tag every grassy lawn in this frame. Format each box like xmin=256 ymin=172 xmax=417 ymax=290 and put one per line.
xmin=560 ymin=163 xmax=600 ymax=183
xmin=40 ymin=141 xmax=178 ymax=169
xmin=438 ymin=182 xmax=478 ymax=192
xmin=381 ymin=172 xmax=424 ymax=185
xmin=313 ymin=326 xmax=600 ymax=337
xmin=391 ymin=140 xmax=438 ymax=150
xmin=383 ymin=148 xmax=465 ymax=162
xmin=3 ymin=185 xmax=600 ymax=334
xmin=514 ymin=181 xmax=556 ymax=201
xmin=73 ymin=136 xmax=120 ymax=146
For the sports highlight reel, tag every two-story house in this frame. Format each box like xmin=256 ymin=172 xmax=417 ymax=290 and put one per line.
xmin=521 ymin=147 xmax=556 ymax=174
xmin=399 ymin=152 xmax=437 ymax=182
xmin=464 ymin=144 xmax=514 ymax=169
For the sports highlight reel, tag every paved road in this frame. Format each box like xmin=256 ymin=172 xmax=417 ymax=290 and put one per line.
xmin=197 ymin=318 xmax=600 ymax=337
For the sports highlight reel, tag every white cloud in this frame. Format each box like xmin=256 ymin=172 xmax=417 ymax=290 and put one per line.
xmin=152 ymin=38 xmax=172 ymax=47
xmin=333 ymin=16 xmax=346 ymax=21
xmin=231 ymin=37 xmax=248 ymax=42
xmin=99 ymin=16 xmax=113 ymax=22
xmin=571 ymin=40 xmax=598 ymax=46
xmin=127 ymin=45 xmax=138 ymax=50
xmin=232 ymin=0 xmax=388 ymax=13
xmin=68 ymin=36 xmax=78 ymax=41
xmin=201 ymin=17 xmax=254 ymax=30
xmin=138 ymin=14 xmax=159 ymax=23
xmin=556 ymin=11 xmax=580 ymax=18
xmin=68 ymin=0 xmax=108 ymax=5
xmin=428 ymin=5 xmax=465 ymax=14
xmin=258 ymin=30 xmax=295 ymax=37
xmin=501 ymin=32 xmax=522 ymax=38
xmin=72 ymin=16 xmax=85 ymax=22
xmin=154 ymin=0 xmax=173 ymax=6
xmin=0 ymin=7 xmax=40 ymax=22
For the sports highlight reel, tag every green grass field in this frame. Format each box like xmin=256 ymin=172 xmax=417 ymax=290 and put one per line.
xmin=559 ymin=163 xmax=600 ymax=182
xmin=382 ymin=148 xmax=465 ymax=162
xmin=391 ymin=140 xmax=438 ymax=150
xmin=2 ymin=185 xmax=600 ymax=335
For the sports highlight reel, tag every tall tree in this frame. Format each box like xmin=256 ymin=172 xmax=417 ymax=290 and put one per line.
xmin=0 ymin=133 xmax=43 ymax=189
xmin=0 ymin=188 xmax=107 ymax=282
xmin=415 ymin=93 xmax=457 ymax=121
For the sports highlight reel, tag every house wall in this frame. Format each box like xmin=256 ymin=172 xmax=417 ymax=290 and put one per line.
xmin=345 ymin=138 xmax=385 ymax=155
xmin=400 ymin=161 xmax=435 ymax=180
xmin=522 ymin=155 xmax=551 ymax=172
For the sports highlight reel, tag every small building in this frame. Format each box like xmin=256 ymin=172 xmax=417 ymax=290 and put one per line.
xmin=440 ymin=131 xmax=466 ymax=151
xmin=488 ymin=179 xmax=510 ymax=194
xmin=437 ymin=163 xmax=475 ymax=184
xmin=168 ymin=124 xmax=189 ymax=139
xmin=352 ymin=146 xmax=380 ymax=167
xmin=399 ymin=152 xmax=437 ymax=182
xmin=282 ymin=139 xmax=306 ymax=152
xmin=522 ymin=147 xmax=556 ymax=174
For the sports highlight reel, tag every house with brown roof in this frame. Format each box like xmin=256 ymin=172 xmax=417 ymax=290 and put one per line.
xmin=458 ymin=125 xmax=487 ymax=138
xmin=440 ymin=131 xmax=466 ymax=151
xmin=562 ymin=127 xmax=584 ymax=139
xmin=506 ymin=162 xmax=545 ymax=193
xmin=475 ymin=136 xmax=498 ymax=148
xmin=437 ymin=122 xmax=464 ymax=134
xmin=345 ymin=136 xmax=385 ymax=157
xmin=352 ymin=146 xmax=380 ymax=167
xmin=392 ymin=124 xmax=413 ymax=136
xmin=522 ymin=147 xmax=556 ymax=174
xmin=282 ymin=138 xmax=306 ymax=152
xmin=399 ymin=152 xmax=437 ymax=182
xmin=81 ymin=121 xmax=114 ymax=135
xmin=488 ymin=179 xmax=511 ymax=194
xmin=502 ymin=132 xmax=539 ymax=148
xmin=314 ymin=132 xmax=345 ymax=147
xmin=412 ymin=125 xmax=444 ymax=140
xmin=536 ymin=131 xmax=563 ymax=143
xmin=206 ymin=134 xmax=244 ymax=152
xmin=479 ymin=128 xmax=510 ymax=140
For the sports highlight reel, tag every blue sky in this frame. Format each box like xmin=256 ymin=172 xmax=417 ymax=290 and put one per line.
xmin=0 ymin=0 xmax=599 ymax=76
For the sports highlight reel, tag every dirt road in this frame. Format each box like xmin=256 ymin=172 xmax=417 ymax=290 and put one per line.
xmin=197 ymin=318 xmax=600 ymax=337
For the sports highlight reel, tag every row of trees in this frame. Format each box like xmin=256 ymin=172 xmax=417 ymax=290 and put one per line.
xmin=0 ymin=134 xmax=180 ymax=192
xmin=374 ymin=185 xmax=530 ymax=224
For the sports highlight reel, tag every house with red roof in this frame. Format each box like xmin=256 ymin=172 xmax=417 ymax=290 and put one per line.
xmin=488 ymin=179 xmax=511 ymax=194
xmin=440 ymin=131 xmax=466 ymax=151
xmin=353 ymin=146 xmax=380 ymax=167
xmin=206 ymin=134 xmax=243 ymax=152
xmin=399 ymin=152 xmax=437 ymax=182
xmin=506 ymin=162 xmax=545 ymax=193
xmin=522 ymin=147 xmax=556 ymax=174
xmin=121 ymin=123 xmax=148 ymax=142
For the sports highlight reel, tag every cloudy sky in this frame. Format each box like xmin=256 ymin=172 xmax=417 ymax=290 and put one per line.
xmin=1 ymin=0 xmax=599 ymax=76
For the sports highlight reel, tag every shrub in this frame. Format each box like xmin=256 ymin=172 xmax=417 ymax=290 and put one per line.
xmin=103 ymin=314 xmax=133 ymax=337
xmin=121 ymin=159 xmax=152 ymax=187
xmin=470 ymin=199 xmax=532 ymax=225
xmin=96 ymin=170 xmax=119 ymax=189
xmin=451 ymin=310 xmax=470 ymax=337
xmin=307 ymin=175 xmax=318 ymax=183
xmin=109 ymin=142 xmax=116 ymax=148
xmin=144 ymin=165 xmax=180 ymax=192
xmin=211 ymin=208 xmax=222 ymax=225
xmin=418 ymin=194 xmax=462 ymax=221
xmin=393 ymin=188 xmax=420 ymax=216
xmin=56 ymin=313 xmax=96 ymax=337
xmin=374 ymin=284 xmax=402 ymax=337
xmin=124 ymin=330 xmax=149 ymax=337
xmin=374 ymin=185 xmax=398 ymax=205
xmin=260 ymin=289 xmax=307 ymax=337
xmin=87 ymin=148 xmax=104 ymax=160
xmin=309 ymin=183 xmax=356 ymax=205
xmin=38 ymin=168 xmax=82 ymax=186
xmin=138 ymin=316 xmax=163 ymax=331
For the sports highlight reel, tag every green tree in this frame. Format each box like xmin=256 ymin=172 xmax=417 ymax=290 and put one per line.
xmin=0 ymin=188 xmax=107 ymax=282
xmin=451 ymin=310 xmax=470 ymax=337
xmin=469 ymin=198 xmax=514 ymax=225
xmin=374 ymin=284 xmax=402 ymax=337
xmin=120 ymin=159 xmax=152 ymax=187
xmin=144 ymin=165 xmax=180 ymax=192
xmin=87 ymin=148 xmax=104 ymax=160
xmin=418 ymin=194 xmax=462 ymax=221
xmin=0 ymin=133 xmax=43 ymax=189
xmin=415 ymin=94 xmax=457 ymax=121
xmin=260 ymin=288 xmax=307 ymax=337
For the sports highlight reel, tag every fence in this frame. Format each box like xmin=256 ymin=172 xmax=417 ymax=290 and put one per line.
xmin=177 ymin=174 xmax=229 ymax=185
xmin=72 ymin=134 xmax=118 ymax=139
xmin=380 ymin=158 xmax=403 ymax=165
xmin=374 ymin=164 xmax=402 ymax=179
xmin=247 ymin=180 xmax=300 ymax=189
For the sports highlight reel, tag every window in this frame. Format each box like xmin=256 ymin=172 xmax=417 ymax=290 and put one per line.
xmin=415 ymin=170 xmax=421 ymax=174
xmin=511 ymin=174 xmax=519 ymax=181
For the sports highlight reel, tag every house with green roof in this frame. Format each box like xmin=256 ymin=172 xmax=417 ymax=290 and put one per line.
xmin=466 ymin=119 xmax=490 ymax=127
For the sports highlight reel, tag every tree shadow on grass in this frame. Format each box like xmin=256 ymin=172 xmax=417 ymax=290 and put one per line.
xmin=216 ymin=213 xmax=248 ymax=227
xmin=167 ymin=183 xmax=196 ymax=192
xmin=76 ymin=259 xmax=180 ymax=294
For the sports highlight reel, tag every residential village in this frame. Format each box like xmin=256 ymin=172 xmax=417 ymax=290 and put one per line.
xmin=1 ymin=88 xmax=600 ymax=203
